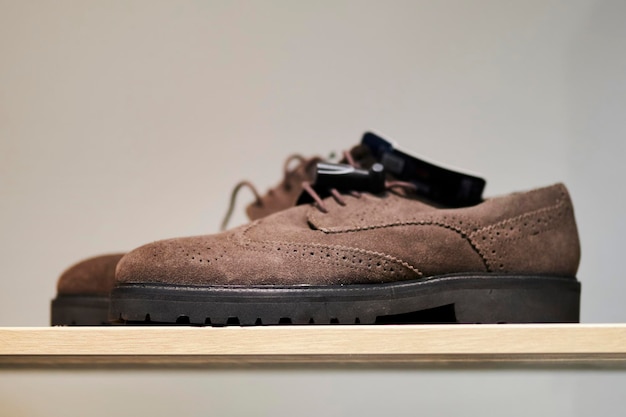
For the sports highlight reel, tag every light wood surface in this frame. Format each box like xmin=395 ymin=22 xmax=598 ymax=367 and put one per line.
xmin=1 ymin=324 xmax=625 ymax=369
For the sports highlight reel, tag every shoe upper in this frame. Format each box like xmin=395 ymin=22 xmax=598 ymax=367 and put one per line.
xmin=115 ymin=183 xmax=580 ymax=287
xmin=56 ymin=253 xmax=125 ymax=295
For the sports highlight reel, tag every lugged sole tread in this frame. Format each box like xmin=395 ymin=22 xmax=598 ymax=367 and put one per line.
xmin=51 ymin=295 xmax=110 ymax=326
xmin=111 ymin=274 xmax=581 ymax=326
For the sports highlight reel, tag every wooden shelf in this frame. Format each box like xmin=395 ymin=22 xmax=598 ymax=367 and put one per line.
xmin=1 ymin=324 xmax=626 ymax=369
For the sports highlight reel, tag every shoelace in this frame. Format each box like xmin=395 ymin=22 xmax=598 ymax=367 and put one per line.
xmin=220 ymin=180 xmax=263 ymax=231
xmin=301 ymin=150 xmax=416 ymax=213
xmin=220 ymin=154 xmax=322 ymax=231
xmin=220 ymin=148 xmax=379 ymax=229
xmin=301 ymin=179 xmax=417 ymax=214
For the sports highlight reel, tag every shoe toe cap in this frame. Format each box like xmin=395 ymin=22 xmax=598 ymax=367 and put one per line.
xmin=57 ymin=253 xmax=125 ymax=295
xmin=115 ymin=235 xmax=238 ymax=286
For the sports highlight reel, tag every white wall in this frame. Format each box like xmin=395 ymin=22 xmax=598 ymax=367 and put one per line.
xmin=1 ymin=1 xmax=625 ymax=415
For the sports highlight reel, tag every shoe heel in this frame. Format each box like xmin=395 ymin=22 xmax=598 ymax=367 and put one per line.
xmin=451 ymin=277 xmax=581 ymax=323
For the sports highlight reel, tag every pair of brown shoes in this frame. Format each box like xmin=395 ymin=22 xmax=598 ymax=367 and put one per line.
xmin=52 ymin=133 xmax=581 ymax=325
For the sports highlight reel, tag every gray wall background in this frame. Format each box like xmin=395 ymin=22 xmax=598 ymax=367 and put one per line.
xmin=1 ymin=1 xmax=625 ymax=415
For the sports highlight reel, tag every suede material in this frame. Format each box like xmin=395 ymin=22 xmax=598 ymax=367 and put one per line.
xmin=467 ymin=184 xmax=580 ymax=275
xmin=116 ymin=183 xmax=580 ymax=287
xmin=57 ymin=253 xmax=125 ymax=295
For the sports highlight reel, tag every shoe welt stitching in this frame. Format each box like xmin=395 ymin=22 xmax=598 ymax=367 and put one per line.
xmin=309 ymin=197 xmax=567 ymax=274
xmin=469 ymin=199 xmax=568 ymax=272
xmin=241 ymin=243 xmax=420 ymax=281
xmin=240 ymin=222 xmax=423 ymax=278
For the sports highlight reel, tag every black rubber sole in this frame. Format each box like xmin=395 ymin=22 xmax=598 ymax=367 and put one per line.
xmin=109 ymin=274 xmax=581 ymax=325
xmin=51 ymin=295 xmax=111 ymax=326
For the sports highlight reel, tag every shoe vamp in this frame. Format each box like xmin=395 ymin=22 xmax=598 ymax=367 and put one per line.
xmin=241 ymin=194 xmax=487 ymax=284
xmin=116 ymin=195 xmax=487 ymax=286
xmin=58 ymin=254 xmax=125 ymax=295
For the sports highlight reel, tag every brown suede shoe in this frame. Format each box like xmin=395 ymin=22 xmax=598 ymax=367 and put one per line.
xmin=51 ymin=254 xmax=125 ymax=325
xmin=111 ymin=182 xmax=581 ymax=325
xmin=50 ymin=153 xmax=325 ymax=326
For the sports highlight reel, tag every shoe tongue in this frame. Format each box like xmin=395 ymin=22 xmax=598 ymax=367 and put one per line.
xmin=360 ymin=132 xmax=486 ymax=207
